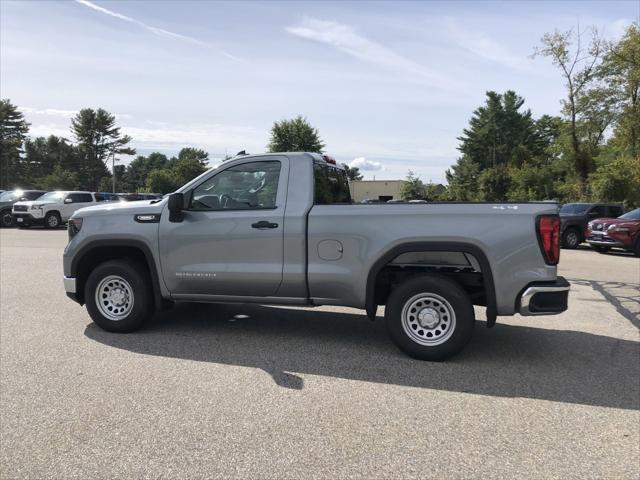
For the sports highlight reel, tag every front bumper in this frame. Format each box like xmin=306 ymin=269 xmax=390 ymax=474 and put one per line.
xmin=12 ymin=213 xmax=44 ymax=225
xmin=586 ymin=234 xmax=628 ymax=249
xmin=63 ymin=276 xmax=80 ymax=304
xmin=519 ymin=277 xmax=570 ymax=316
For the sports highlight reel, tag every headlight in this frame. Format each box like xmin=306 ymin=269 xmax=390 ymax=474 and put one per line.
xmin=30 ymin=204 xmax=44 ymax=210
xmin=608 ymin=225 xmax=630 ymax=233
xmin=587 ymin=222 xmax=594 ymax=229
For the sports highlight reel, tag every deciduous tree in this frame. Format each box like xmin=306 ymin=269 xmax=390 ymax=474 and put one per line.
xmin=268 ymin=116 xmax=325 ymax=153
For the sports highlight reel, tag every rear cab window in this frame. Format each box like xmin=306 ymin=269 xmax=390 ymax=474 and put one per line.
xmin=314 ymin=162 xmax=352 ymax=205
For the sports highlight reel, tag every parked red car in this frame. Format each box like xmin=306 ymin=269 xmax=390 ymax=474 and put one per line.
xmin=586 ymin=208 xmax=640 ymax=256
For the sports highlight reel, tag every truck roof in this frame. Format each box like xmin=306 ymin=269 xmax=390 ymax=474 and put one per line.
xmin=229 ymin=152 xmax=344 ymax=169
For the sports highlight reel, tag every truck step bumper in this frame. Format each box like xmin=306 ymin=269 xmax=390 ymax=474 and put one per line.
xmin=519 ymin=277 xmax=570 ymax=316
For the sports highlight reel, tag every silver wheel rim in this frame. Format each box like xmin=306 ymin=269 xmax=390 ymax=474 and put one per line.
xmin=401 ymin=293 xmax=456 ymax=346
xmin=47 ymin=215 xmax=59 ymax=227
xmin=566 ymin=232 xmax=578 ymax=246
xmin=95 ymin=275 xmax=134 ymax=321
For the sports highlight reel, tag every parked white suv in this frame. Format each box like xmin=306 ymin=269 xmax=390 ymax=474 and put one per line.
xmin=12 ymin=191 xmax=100 ymax=228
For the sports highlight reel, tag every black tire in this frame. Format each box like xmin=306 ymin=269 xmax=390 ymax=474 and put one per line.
xmin=85 ymin=259 xmax=154 ymax=333
xmin=593 ymin=246 xmax=610 ymax=254
xmin=562 ymin=228 xmax=581 ymax=249
xmin=44 ymin=211 xmax=61 ymax=229
xmin=0 ymin=210 xmax=14 ymax=228
xmin=634 ymin=238 xmax=640 ymax=257
xmin=385 ymin=275 xmax=475 ymax=361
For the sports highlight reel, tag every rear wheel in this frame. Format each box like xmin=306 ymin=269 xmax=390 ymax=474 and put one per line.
xmin=385 ymin=275 xmax=475 ymax=361
xmin=562 ymin=228 xmax=581 ymax=249
xmin=0 ymin=210 xmax=13 ymax=228
xmin=85 ymin=260 xmax=154 ymax=332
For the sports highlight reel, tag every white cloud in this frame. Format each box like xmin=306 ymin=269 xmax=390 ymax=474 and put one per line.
xmin=445 ymin=19 xmax=532 ymax=72
xmin=286 ymin=18 xmax=464 ymax=91
xmin=609 ymin=18 xmax=634 ymax=40
xmin=18 ymin=107 xmax=77 ymax=118
xmin=75 ymin=0 xmax=242 ymax=61
xmin=19 ymin=106 xmax=131 ymax=120
xmin=350 ymin=157 xmax=383 ymax=171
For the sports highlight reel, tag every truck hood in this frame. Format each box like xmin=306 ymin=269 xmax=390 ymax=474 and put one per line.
xmin=74 ymin=199 xmax=165 ymax=217
xmin=12 ymin=199 xmax=58 ymax=207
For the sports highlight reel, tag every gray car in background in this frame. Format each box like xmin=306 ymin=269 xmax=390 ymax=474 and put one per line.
xmin=62 ymin=152 xmax=569 ymax=360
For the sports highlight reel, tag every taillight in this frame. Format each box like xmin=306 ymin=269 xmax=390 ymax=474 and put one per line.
xmin=537 ymin=215 xmax=560 ymax=265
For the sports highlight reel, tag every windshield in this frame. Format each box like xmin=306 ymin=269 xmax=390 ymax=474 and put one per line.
xmin=560 ymin=203 xmax=590 ymax=215
xmin=0 ymin=191 xmax=19 ymax=202
xmin=619 ymin=208 xmax=640 ymax=220
xmin=36 ymin=191 xmax=65 ymax=202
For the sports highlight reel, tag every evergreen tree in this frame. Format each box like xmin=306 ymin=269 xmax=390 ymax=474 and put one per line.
xmin=71 ymin=108 xmax=135 ymax=190
xmin=400 ymin=171 xmax=426 ymax=200
xmin=342 ymin=164 xmax=363 ymax=181
xmin=0 ymin=99 xmax=30 ymax=189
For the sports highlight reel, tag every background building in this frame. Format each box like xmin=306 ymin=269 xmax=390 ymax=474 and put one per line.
xmin=350 ymin=180 xmax=403 ymax=202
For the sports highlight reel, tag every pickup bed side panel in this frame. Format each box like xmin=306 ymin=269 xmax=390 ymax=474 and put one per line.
xmin=307 ymin=203 xmax=559 ymax=315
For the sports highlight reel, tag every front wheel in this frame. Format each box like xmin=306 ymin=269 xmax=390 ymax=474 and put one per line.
xmin=85 ymin=260 xmax=154 ymax=332
xmin=562 ymin=228 xmax=581 ymax=249
xmin=0 ymin=210 xmax=14 ymax=228
xmin=385 ymin=275 xmax=475 ymax=361
xmin=44 ymin=212 xmax=61 ymax=229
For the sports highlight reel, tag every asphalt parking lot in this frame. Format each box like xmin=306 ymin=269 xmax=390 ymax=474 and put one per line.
xmin=1 ymin=228 xmax=639 ymax=479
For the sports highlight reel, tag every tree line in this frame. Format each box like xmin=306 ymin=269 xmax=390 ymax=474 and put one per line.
xmin=415 ymin=23 xmax=639 ymax=206
xmin=1 ymin=23 xmax=637 ymax=202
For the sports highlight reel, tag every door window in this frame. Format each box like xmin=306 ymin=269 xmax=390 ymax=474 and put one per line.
xmin=68 ymin=193 xmax=93 ymax=203
xmin=189 ymin=161 xmax=281 ymax=210
xmin=608 ymin=206 xmax=623 ymax=217
xmin=587 ymin=205 xmax=606 ymax=219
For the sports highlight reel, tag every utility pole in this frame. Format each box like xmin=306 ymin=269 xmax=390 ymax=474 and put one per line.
xmin=110 ymin=145 xmax=117 ymax=193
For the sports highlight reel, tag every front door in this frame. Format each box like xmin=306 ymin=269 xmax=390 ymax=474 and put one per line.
xmin=159 ymin=157 xmax=288 ymax=297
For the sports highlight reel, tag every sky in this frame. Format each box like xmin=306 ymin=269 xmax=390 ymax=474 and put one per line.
xmin=1 ymin=1 xmax=638 ymax=182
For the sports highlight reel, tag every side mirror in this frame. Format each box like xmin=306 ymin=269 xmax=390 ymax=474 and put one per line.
xmin=167 ymin=192 xmax=184 ymax=222
xmin=64 ymin=198 xmax=73 ymax=204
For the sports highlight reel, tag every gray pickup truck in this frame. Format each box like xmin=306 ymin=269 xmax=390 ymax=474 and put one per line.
xmin=63 ymin=152 xmax=569 ymax=360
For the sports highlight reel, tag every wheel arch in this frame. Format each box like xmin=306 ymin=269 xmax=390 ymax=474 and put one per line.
xmin=365 ymin=241 xmax=497 ymax=325
xmin=70 ymin=239 xmax=162 ymax=309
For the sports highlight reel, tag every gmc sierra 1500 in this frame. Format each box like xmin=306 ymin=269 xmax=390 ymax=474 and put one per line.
xmin=63 ymin=152 xmax=569 ymax=360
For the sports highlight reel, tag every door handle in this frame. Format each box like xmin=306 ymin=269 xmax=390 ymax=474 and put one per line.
xmin=251 ymin=221 xmax=279 ymax=229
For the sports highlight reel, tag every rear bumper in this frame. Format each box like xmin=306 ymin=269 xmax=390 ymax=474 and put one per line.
xmin=519 ymin=277 xmax=570 ymax=316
